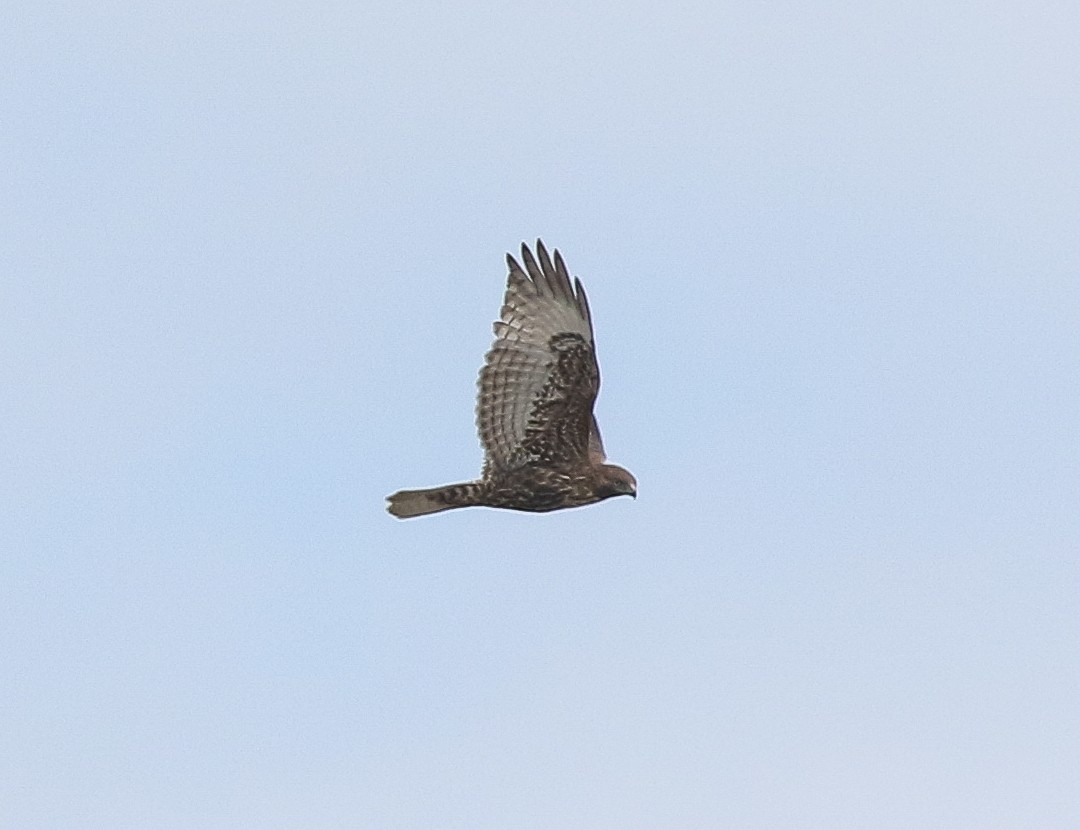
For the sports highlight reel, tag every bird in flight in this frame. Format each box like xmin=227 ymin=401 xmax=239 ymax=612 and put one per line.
xmin=386 ymin=240 xmax=636 ymax=518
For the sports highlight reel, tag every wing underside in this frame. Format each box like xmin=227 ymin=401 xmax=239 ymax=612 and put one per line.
xmin=477 ymin=240 xmax=600 ymax=473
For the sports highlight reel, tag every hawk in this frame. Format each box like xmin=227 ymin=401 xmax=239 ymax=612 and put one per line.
xmin=386 ymin=240 xmax=636 ymax=518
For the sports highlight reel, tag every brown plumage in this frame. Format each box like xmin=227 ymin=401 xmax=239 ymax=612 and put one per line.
xmin=386 ymin=240 xmax=636 ymax=518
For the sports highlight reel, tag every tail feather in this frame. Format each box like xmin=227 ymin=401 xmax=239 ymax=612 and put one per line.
xmin=385 ymin=482 xmax=483 ymax=519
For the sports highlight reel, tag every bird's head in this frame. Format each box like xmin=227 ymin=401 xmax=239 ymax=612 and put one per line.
xmin=598 ymin=464 xmax=637 ymax=501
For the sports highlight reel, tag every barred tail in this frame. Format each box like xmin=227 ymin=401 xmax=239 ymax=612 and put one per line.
xmin=385 ymin=482 xmax=484 ymax=519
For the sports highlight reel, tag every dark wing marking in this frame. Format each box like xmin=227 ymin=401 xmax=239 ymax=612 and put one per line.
xmin=518 ymin=331 xmax=598 ymax=466
xmin=477 ymin=240 xmax=598 ymax=473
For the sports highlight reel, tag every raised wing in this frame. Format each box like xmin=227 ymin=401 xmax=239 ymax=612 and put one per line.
xmin=477 ymin=240 xmax=599 ymax=473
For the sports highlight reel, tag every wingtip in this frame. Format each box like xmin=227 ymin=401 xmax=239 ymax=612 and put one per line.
xmin=507 ymin=239 xmax=586 ymax=313
xmin=574 ymin=276 xmax=593 ymax=323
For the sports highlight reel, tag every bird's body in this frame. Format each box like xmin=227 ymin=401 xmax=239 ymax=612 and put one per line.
xmin=386 ymin=240 xmax=635 ymax=518
xmin=387 ymin=463 xmax=635 ymax=518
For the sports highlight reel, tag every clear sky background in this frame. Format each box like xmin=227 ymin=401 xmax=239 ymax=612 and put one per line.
xmin=4 ymin=2 xmax=1079 ymax=828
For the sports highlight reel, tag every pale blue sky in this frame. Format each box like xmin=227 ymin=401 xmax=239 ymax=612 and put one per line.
xmin=3 ymin=2 xmax=1079 ymax=828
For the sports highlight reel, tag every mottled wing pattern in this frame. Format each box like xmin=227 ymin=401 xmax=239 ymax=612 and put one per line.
xmin=477 ymin=240 xmax=598 ymax=473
